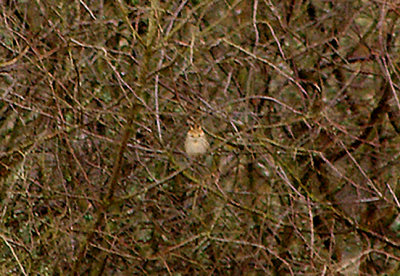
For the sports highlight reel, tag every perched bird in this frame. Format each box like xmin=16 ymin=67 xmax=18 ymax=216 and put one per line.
xmin=185 ymin=125 xmax=209 ymax=157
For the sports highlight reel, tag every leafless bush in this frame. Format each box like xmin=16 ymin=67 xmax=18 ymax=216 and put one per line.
xmin=0 ymin=0 xmax=399 ymax=274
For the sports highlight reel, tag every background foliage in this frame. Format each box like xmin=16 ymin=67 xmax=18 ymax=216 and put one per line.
xmin=1 ymin=0 xmax=400 ymax=274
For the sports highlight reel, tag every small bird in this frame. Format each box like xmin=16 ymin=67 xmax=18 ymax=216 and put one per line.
xmin=185 ymin=125 xmax=209 ymax=157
